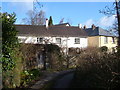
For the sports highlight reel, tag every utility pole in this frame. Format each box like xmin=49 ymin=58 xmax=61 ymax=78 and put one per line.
xmin=115 ymin=0 xmax=120 ymax=47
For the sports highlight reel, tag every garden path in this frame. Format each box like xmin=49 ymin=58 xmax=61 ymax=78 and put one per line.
xmin=53 ymin=73 xmax=74 ymax=88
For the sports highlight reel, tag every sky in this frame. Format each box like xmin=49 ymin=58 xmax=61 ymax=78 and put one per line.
xmin=1 ymin=0 xmax=117 ymax=29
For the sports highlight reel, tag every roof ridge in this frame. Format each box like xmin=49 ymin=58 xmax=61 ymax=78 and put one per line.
xmin=14 ymin=24 xmax=45 ymax=26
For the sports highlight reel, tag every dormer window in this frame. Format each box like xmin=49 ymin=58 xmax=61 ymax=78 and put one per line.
xmin=66 ymin=24 xmax=70 ymax=26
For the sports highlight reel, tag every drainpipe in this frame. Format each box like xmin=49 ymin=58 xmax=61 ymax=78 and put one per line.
xmin=99 ymin=36 xmax=101 ymax=47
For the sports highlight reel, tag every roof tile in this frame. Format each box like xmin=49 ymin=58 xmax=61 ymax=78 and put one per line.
xmin=15 ymin=25 xmax=87 ymax=37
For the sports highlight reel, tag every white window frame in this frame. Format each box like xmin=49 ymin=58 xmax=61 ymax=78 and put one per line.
xmin=75 ymin=38 xmax=80 ymax=44
xmin=112 ymin=37 xmax=115 ymax=44
xmin=37 ymin=37 xmax=43 ymax=43
xmin=56 ymin=38 xmax=61 ymax=44
xmin=104 ymin=36 xmax=108 ymax=44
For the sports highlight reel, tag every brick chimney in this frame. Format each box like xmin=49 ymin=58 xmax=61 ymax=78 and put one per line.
xmin=46 ymin=18 xmax=48 ymax=28
xmin=83 ymin=25 xmax=87 ymax=29
xmin=91 ymin=24 xmax=96 ymax=30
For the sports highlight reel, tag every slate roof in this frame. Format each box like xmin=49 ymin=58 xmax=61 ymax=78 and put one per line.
xmin=15 ymin=25 xmax=87 ymax=37
xmin=15 ymin=25 xmax=49 ymax=36
xmin=54 ymin=23 xmax=70 ymax=26
xmin=84 ymin=27 xmax=115 ymax=37
xmin=48 ymin=26 xmax=87 ymax=37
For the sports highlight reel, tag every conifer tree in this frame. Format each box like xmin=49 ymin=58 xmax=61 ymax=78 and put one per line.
xmin=48 ymin=16 xmax=53 ymax=26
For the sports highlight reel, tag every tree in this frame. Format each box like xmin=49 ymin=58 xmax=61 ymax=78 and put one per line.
xmin=100 ymin=0 xmax=120 ymax=47
xmin=59 ymin=18 xmax=72 ymax=25
xmin=2 ymin=12 xmax=19 ymax=71
xmin=48 ymin=16 xmax=53 ymax=26
xmin=115 ymin=0 xmax=120 ymax=47
xmin=22 ymin=10 xmax=46 ymax=25
xmin=1 ymin=12 xmax=22 ymax=88
xmin=59 ymin=18 xmax=64 ymax=24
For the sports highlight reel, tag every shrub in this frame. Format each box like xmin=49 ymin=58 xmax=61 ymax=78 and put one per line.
xmin=100 ymin=46 xmax=108 ymax=52
xmin=45 ymin=44 xmax=67 ymax=70
xmin=20 ymin=44 xmax=44 ymax=70
xmin=20 ymin=69 xmax=42 ymax=87
xmin=73 ymin=47 xmax=120 ymax=89
xmin=1 ymin=12 xmax=23 ymax=88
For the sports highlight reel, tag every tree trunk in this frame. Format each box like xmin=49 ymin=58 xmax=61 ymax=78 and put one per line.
xmin=43 ymin=45 xmax=46 ymax=70
xmin=115 ymin=0 xmax=120 ymax=47
xmin=66 ymin=56 xmax=69 ymax=68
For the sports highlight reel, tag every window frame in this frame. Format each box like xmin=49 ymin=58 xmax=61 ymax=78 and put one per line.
xmin=37 ymin=37 xmax=43 ymax=43
xmin=104 ymin=36 xmax=108 ymax=44
xmin=75 ymin=38 xmax=80 ymax=44
xmin=112 ymin=37 xmax=115 ymax=44
xmin=56 ymin=38 xmax=61 ymax=44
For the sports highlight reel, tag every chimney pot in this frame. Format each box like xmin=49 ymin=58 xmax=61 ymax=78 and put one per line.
xmin=78 ymin=24 xmax=82 ymax=28
xmin=46 ymin=18 xmax=48 ymax=28
xmin=91 ymin=24 xmax=96 ymax=30
xmin=83 ymin=25 xmax=87 ymax=29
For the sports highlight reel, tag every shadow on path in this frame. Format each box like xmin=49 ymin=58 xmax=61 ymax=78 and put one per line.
xmin=53 ymin=73 xmax=74 ymax=89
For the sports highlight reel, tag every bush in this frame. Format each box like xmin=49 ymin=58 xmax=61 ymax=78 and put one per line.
xmin=2 ymin=48 xmax=23 ymax=88
xmin=20 ymin=69 xmax=42 ymax=87
xmin=20 ymin=44 xmax=45 ymax=70
xmin=100 ymin=46 xmax=108 ymax=52
xmin=45 ymin=44 xmax=67 ymax=70
xmin=73 ymin=47 xmax=120 ymax=89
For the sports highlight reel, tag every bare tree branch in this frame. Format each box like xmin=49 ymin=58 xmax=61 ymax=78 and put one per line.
xmin=22 ymin=10 xmax=46 ymax=25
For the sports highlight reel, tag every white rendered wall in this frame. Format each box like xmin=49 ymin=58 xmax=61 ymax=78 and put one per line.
xmin=18 ymin=36 xmax=88 ymax=48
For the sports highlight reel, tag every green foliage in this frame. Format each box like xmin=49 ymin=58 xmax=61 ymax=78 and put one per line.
xmin=11 ymin=49 xmax=23 ymax=88
xmin=2 ymin=48 xmax=23 ymax=88
xmin=21 ymin=69 xmax=42 ymax=87
xmin=2 ymin=13 xmax=19 ymax=49
xmin=1 ymin=12 xmax=23 ymax=88
xmin=2 ymin=55 xmax=15 ymax=71
xmin=48 ymin=16 xmax=53 ymax=26
xmin=1 ymin=12 xmax=19 ymax=71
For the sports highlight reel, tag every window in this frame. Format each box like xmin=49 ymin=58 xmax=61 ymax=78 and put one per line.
xmin=37 ymin=38 xmax=43 ymax=43
xmin=112 ymin=37 xmax=115 ymax=44
xmin=56 ymin=38 xmax=61 ymax=44
xmin=104 ymin=37 xmax=108 ymax=44
xmin=75 ymin=38 xmax=80 ymax=44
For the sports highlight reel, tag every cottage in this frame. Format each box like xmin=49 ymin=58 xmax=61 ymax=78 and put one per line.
xmin=16 ymin=20 xmax=117 ymax=53
xmin=84 ymin=24 xmax=117 ymax=52
xmin=16 ymin=23 xmax=88 ymax=53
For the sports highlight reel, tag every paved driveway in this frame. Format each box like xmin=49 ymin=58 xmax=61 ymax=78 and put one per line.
xmin=53 ymin=73 xmax=74 ymax=88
